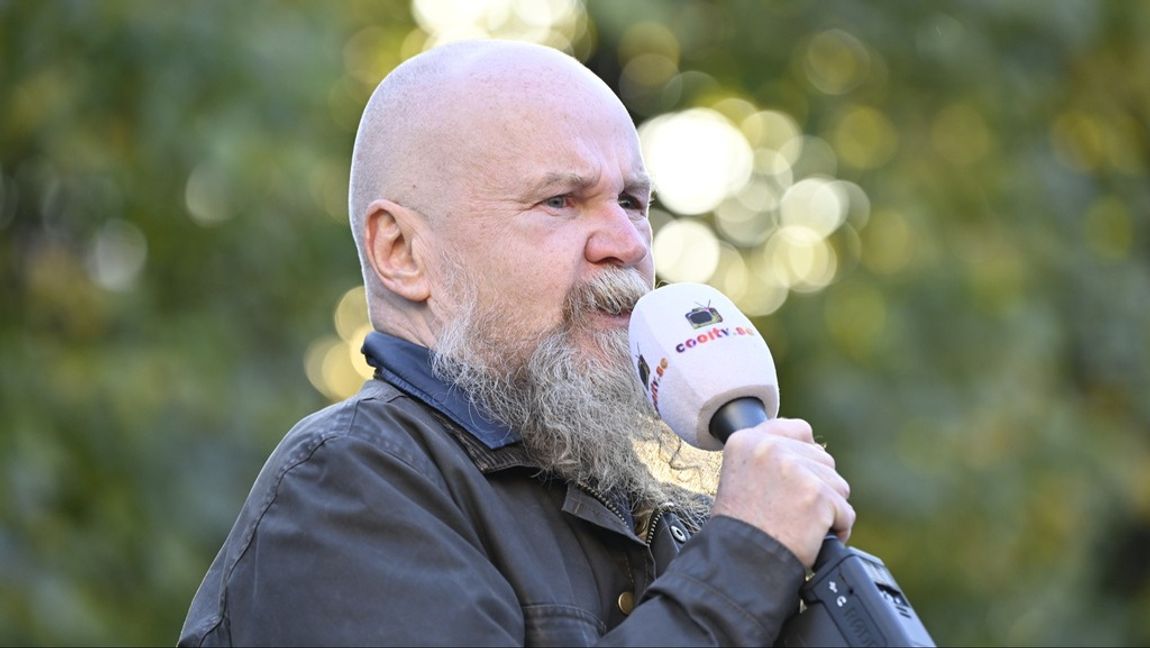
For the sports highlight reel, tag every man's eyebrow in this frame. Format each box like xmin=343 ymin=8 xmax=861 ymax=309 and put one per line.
xmin=624 ymin=174 xmax=653 ymax=198
xmin=523 ymin=172 xmax=597 ymax=198
xmin=520 ymin=171 xmax=653 ymax=200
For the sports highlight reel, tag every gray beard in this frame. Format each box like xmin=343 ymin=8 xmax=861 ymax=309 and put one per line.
xmin=431 ymin=267 xmax=712 ymax=516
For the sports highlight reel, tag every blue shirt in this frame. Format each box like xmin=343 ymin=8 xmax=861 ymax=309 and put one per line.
xmin=361 ymin=331 xmax=521 ymax=449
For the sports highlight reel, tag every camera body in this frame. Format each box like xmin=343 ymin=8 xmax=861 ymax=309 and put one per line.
xmin=776 ymin=538 xmax=935 ymax=647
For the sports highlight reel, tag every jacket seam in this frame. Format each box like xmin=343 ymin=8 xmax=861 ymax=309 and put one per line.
xmin=521 ymin=602 xmax=608 ymax=635
xmin=655 ymin=571 xmax=773 ymax=639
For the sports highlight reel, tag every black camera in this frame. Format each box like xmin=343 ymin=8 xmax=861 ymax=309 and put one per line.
xmin=776 ymin=537 xmax=935 ymax=647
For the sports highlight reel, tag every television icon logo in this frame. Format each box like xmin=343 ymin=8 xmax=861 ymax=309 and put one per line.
xmin=685 ymin=305 xmax=723 ymax=329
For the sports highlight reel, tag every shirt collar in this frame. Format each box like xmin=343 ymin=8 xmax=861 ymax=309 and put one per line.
xmin=361 ymin=331 xmax=521 ymax=449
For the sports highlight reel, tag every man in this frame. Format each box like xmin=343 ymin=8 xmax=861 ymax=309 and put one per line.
xmin=180 ymin=39 xmax=853 ymax=646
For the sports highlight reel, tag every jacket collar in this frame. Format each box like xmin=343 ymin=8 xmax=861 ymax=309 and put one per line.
xmin=361 ymin=331 xmax=521 ymax=450
xmin=362 ymin=331 xmax=647 ymax=541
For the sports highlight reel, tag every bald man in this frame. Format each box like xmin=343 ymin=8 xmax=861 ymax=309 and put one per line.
xmin=180 ymin=40 xmax=853 ymax=647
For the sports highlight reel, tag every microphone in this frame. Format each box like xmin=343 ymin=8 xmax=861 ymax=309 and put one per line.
xmin=628 ymin=282 xmax=936 ymax=647
xmin=626 ymin=282 xmax=779 ymax=450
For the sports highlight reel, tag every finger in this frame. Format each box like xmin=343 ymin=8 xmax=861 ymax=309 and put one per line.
xmin=740 ymin=417 xmax=814 ymax=443
xmin=805 ymin=461 xmax=851 ymax=500
xmin=830 ymin=496 xmax=856 ymax=543
xmin=764 ymin=435 xmax=839 ymax=470
xmin=773 ymin=417 xmax=815 ymax=443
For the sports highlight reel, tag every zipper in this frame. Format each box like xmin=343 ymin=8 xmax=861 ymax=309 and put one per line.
xmin=644 ymin=508 xmax=665 ymax=547
xmin=583 ymin=485 xmax=681 ymax=618
xmin=581 ymin=483 xmax=629 ymax=528
xmin=582 ymin=483 xmax=668 ymax=548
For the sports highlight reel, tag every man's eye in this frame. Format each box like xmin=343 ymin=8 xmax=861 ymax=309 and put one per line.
xmin=544 ymin=196 xmax=571 ymax=209
xmin=619 ymin=194 xmax=645 ymax=211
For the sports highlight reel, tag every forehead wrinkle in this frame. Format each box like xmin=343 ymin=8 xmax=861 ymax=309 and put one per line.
xmin=522 ymin=167 xmax=652 ymax=200
xmin=526 ymin=171 xmax=600 ymax=197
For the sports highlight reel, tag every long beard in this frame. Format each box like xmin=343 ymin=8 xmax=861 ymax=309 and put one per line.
xmin=431 ymin=266 xmax=715 ymax=515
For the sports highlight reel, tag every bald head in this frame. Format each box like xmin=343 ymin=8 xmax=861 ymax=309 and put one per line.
xmin=349 ymin=40 xmax=625 ymax=254
xmin=348 ymin=39 xmax=646 ymax=340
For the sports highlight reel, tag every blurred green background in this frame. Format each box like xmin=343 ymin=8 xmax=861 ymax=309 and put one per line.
xmin=2 ymin=1 xmax=1148 ymax=645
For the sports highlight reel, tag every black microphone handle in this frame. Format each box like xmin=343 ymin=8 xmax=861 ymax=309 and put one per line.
xmin=708 ymin=397 xmax=843 ymax=563
xmin=708 ymin=396 xmax=770 ymax=443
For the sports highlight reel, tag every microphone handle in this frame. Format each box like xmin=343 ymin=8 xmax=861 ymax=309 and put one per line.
xmin=709 ymin=396 xmax=770 ymax=443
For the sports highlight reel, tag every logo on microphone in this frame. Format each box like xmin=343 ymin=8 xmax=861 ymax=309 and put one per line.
xmin=635 ymin=352 xmax=670 ymax=414
xmin=636 ymin=354 xmax=650 ymax=387
xmin=675 ymin=302 xmax=761 ymax=353
xmin=685 ymin=304 xmax=723 ymax=329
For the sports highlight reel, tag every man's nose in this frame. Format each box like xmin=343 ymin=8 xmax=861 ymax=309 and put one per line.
xmin=584 ymin=203 xmax=650 ymax=268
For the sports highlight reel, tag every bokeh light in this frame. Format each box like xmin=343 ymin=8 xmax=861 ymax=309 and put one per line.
xmin=780 ymin=176 xmax=848 ymax=237
xmin=830 ymin=105 xmax=898 ymax=170
xmin=411 ymin=0 xmax=586 ymax=50
xmin=760 ymin=225 xmax=838 ymax=292
xmin=617 ymin=21 xmax=681 ymax=114
xmin=304 ymin=335 xmax=360 ymax=402
xmin=618 ymin=22 xmax=680 ymax=68
xmin=735 ymin=268 xmax=789 ymax=317
xmin=185 ymin=164 xmax=233 ymax=226
xmin=652 ymin=218 xmax=721 ymax=283
xmin=639 ymin=108 xmax=754 ymax=215
xmin=306 ymin=286 xmax=375 ymax=401
xmin=710 ymin=242 xmax=750 ymax=302
xmin=801 ymin=29 xmax=872 ymax=95
xmin=634 ymin=79 xmax=872 ymax=304
xmin=85 ymin=219 xmax=147 ymax=292
xmin=714 ymin=188 xmax=779 ymax=248
xmin=790 ymin=135 xmax=838 ymax=178
xmin=741 ymin=109 xmax=803 ymax=162
xmin=333 ymin=285 xmax=368 ymax=341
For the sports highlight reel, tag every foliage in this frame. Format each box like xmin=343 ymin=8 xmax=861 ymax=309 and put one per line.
xmin=1 ymin=1 xmax=1147 ymax=645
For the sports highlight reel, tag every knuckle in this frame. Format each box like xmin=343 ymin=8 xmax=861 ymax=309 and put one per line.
xmin=725 ymin=427 xmax=763 ymax=454
xmin=773 ymin=445 xmax=808 ymax=475
xmin=787 ymin=418 xmax=814 ymax=442
xmin=794 ymin=469 xmax=825 ymax=502
xmin=757 ymin=417 xmax=816 ymax=444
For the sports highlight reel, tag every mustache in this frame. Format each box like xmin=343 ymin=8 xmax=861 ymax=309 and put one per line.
xmin=563 ymin=268 xmax=651 ymax=321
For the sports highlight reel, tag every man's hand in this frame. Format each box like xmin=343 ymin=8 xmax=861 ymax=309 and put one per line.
xmin=709 ymin=417 xmax=855 ymax=568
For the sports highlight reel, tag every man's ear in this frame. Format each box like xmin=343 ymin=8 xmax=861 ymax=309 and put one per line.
xmin=362 ymin=199 xmax=431 ymax=303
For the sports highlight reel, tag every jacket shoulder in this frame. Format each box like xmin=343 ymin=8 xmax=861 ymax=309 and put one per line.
xmin=178 ymin=379 xmax=468 ymax=646
xmin=274 ymin=379 xmax=459 ymax=476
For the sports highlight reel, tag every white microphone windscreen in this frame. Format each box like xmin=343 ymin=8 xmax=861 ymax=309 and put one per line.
xmin=629 ymin=282 xmax=779 ymax=450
